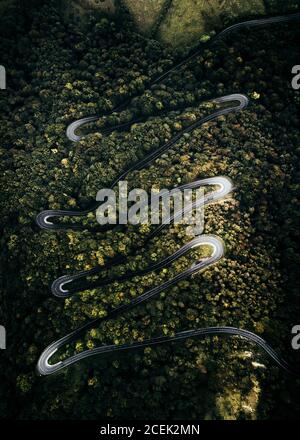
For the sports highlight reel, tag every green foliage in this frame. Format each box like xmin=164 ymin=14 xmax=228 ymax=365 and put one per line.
xmin=0 ymin=0 xmax=300 ymax=421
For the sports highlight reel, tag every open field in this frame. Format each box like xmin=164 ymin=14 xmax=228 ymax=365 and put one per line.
xmin=1 ymin=0 xmax=299 ymax=48
xmin=124 ymin=0 xmax=166 ymax=34
xmin=158 ymin=0 xmax=265 ymax=46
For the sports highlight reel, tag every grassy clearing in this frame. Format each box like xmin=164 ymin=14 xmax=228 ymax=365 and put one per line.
xmin=123 ymin=0 xmax=166 ymax=34
xmin=158 ymin=0 xmax=266 ymax=47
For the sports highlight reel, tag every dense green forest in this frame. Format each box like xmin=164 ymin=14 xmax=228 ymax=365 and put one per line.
xmin=0 ymin=0 xmax=300 ymax=420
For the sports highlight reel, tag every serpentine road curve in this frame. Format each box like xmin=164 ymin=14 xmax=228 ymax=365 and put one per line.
xmin=36 ymin=13 xmax=300 ymax=376
xmin=36 ymin=94 xmax=246 ymax=230
xmin=51 ymin=176 xmax=232 ymax=297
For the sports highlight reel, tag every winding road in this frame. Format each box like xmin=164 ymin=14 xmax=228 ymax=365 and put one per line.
xmin=36 ymin=95 xmax=246 ymax=230
xmin=51 ymin=176 xmax=232 ymax=297
xmin=36 ymin=12 xmax=300 ymax=376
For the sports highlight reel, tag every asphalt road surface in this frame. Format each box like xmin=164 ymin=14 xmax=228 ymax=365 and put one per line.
xmin=36 ymin=12 xmax=300 ymax=376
